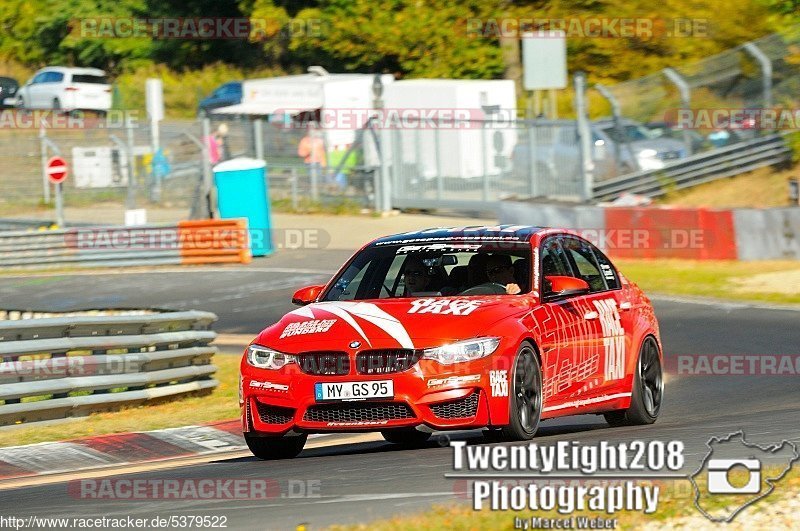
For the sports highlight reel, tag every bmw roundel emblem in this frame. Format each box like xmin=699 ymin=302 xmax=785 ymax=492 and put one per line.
xmin=349 ymin=341 xmax=361 ymax=349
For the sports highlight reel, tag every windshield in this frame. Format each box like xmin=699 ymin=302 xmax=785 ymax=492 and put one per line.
xmin=322 ymin=241 xmax=532 ymax=301
xmin=71 ymin=74 xmax=109 ymax=84
xmin=601 ymin=124 xmax=652 ymax=143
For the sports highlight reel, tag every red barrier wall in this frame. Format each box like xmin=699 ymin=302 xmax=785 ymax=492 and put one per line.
xmin=604 ymin=207 xmax=737 ymax=260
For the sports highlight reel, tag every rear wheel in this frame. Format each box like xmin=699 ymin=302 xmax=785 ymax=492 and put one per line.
xmin=53 ymin=98 xmax=61 ymax=110
xmin=381 ymin=428 xmax=432 ymax=445
xmin=500 ymin=343 xmax=542 ymax=441
xmin=604 ymin=336 xmax=663 ymax=427
xmin=244 ymin=433 xmax=307 ymax=460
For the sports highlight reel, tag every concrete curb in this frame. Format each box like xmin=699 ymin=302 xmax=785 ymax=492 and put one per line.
xmin=0 ymin=419 xmax=245 ymax=481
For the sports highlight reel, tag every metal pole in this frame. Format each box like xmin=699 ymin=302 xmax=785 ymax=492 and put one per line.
xmin=663 ymin=68 xmax=693 ymax=155
xmin=594 ymin=83 xmax=634 ymax=171
xmin=574 ymin=72 xmax=594 ymax=202
xmin=254 ymin=118 xmax=265 ymax=160
xmin=290 ymin=167 xmax=299 ymax=211
xmin=527 ymin=123 xmax=538 ymax=197
xmin=481 ymin=122 xmax=489 ymax=202
xmin=125 ymin=117 xmax=137 ymax=209
xmin=150 ymin=116 xmax=161 ymax=202
xmin=55 ymin=183 xmax=65 ymax=227
xmin=548 ymin=88 xmax=558 ymax=119
xmin=435 ymin=127 xmax=443 ymax=201
xmin=39 ymin=125 xmax=51 ymax=204
xmin=201 ymin=117 xmax=217 ymax=218
xmin=743 ymin=42 xmax=773 ymax=134
xmin=380 ymin=128 xmax=391 ymax=213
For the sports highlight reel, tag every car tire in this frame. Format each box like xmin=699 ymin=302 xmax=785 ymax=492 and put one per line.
xmin=500 ymin=342 xmax=542 ymax=441
xmin=53 ymin=98 xmax=61 ymax=110
xmin=244 ymin=433 xmax=307 ymax=460
xmin=604 ymin=336 xmax=663 ymax=427
xmin=381 ymin=428 xmax=432 ymax=445
xmin=16 ymin=96 xmax=25 ymax=109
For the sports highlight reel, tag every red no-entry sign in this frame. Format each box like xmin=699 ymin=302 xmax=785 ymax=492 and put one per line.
xmin=46 ymin=156 xmax=68 ymax=184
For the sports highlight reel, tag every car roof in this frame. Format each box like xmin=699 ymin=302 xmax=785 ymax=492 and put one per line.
xmin=38 ymin=66 xmax=107 ymax=76
xmin=369 ymin=225 xmax=546 ymax=246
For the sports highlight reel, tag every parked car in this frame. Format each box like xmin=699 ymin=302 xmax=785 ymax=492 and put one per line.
xmin=512 ymin=118 xmax=688 ymax=185
xmin=16 ymin=67 xmax=111 ymax=112
xmin=0 ymin=77 xmax=19 ymax=108
xmin=644 ymin=121 xmax=706 ymax=153
xmin=198 ymin=81 xmax=242 ymax=116
xmin=593 ymin=119 xmax=687 ymax=171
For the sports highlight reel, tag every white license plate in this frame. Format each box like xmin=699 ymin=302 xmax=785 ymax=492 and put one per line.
xmin=315 ymin=380 xmax=393 ymax=401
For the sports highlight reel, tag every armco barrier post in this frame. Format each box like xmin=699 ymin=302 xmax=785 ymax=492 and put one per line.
xmin=574 ymin=72 xmax=594 ymax=202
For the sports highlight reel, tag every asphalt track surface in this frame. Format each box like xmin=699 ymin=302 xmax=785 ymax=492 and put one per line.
xmin=0 ymin=252 xmax=798 ymax=529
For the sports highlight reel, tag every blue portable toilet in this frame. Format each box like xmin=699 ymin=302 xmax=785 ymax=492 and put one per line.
xmin=212 ymin=158 xmax=273 ymax=256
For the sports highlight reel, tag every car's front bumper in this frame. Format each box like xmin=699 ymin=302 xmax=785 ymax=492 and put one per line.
xmin=240 ymin=356 xmax=511 ymax=435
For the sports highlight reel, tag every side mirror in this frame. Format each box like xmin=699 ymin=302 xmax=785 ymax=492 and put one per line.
xmin=291 ymin=285 xmax=325 ymax=306
xmin=543 ymin=275 xmax=590 ymax=299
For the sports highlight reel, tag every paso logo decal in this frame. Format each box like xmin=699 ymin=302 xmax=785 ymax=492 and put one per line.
xmin=279 ymin=319 xmax=337 ymax=339
xmin=427 ymin=375 xmax=482 ymax=388
xmin=489 ymin=370 xmax=508 ymax=397
xmin=249 ymin=380 xmax=289 ymax=392
xmin=408 ymin=298 xmax=483 ymax=315
xmin=593 ymin=299 xmax=625 ymax=381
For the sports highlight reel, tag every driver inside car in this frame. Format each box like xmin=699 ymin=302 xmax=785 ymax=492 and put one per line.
xmin=485 ymin=254 xmax=522 ymax=295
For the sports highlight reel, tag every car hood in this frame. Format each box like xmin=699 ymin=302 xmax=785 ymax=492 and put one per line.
xmin=254 ymin=297 xmax=532 ymax=352
xmin=630 ymin=138 xmax=685 ymax=153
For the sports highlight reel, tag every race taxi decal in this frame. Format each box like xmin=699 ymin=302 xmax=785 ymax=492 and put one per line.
xmin=593 ymin=299 xmax=626 ymax=381
xmin=427 ymin=375 xmax=482 ymax=388
xmin=279 ymin=319 xmax=337 ymax=339
xmin=489 ymin=370 xmax=509 ymax=397
xmin=408 ymin=298 xmax=483 ymax=315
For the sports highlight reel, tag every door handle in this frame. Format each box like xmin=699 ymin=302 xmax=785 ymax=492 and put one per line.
xmin=619 ymin=301 xmax=632 ymax=311
xmin=583 ymin=311 xmax=598 ymax=320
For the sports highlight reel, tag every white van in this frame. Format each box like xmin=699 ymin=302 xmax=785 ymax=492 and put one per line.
xmin=17 ymin=67 xmax=112 ymax=112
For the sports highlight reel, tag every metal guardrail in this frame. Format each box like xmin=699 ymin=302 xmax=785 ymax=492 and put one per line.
xmin=593 ymin=135 xmax=792 ymax=201
xmin=0 ymin=309 xmax=219 ymax=426
xmin=0 ymin=219 xmax=252 ymax=269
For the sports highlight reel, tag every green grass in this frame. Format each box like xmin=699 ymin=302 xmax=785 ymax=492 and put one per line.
xmin=0 ymin=353 xmax=241 ymax=448
xmin=616 ymin=259 xmax=800 ymax=305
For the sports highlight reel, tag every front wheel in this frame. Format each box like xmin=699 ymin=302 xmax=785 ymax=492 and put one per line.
xmin=500 ymin=343 xmax=542 ymax=441
xmin=244 ymin=433 xmax=307 ymax=460
xmin=604 ymin=336 xmax=663 ymax=427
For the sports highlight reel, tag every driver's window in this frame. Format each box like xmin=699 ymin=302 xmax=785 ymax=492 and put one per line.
xmin=539 ymin=238 xmax=571 ymax=295
xmin=562 ymin=237 xmax=607 ymax=292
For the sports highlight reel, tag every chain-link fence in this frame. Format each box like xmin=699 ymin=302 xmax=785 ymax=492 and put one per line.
xmin=3 ymin=27 xmax=800 ymax=218
xmin=601 ymin=26 xmax=800 ymax=159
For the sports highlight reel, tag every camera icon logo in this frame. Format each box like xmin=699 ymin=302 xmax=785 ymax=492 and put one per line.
xmin=690 ymin=431 xmax=799 ymax=523
xmin=706 ymin=458 xmax=761 ymax=494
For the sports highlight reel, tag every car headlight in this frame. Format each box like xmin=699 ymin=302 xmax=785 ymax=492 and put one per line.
xmin=638 ymin=148 xmax=658 ymax=158
xmin=421 ymin=337 xmax=501 ymax=365
xmin=246 ymin=345 xmax=296 ymax=370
